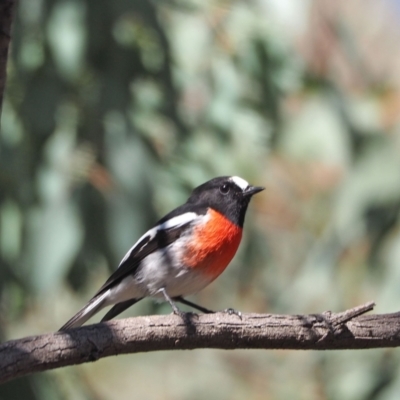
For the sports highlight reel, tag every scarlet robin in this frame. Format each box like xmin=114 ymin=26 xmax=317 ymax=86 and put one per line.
xmin=59 ymin=176 xmax=264 ymax=330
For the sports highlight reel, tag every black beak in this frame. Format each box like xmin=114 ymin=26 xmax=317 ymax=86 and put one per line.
xmin=243 ymin=185 xmax=265 ymax=197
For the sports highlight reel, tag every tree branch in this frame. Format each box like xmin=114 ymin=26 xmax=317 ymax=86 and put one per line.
xmin=2 ymin=301 xmax=400 ymax=384
xmin=0 ymin=0 xmax=15 ymax=115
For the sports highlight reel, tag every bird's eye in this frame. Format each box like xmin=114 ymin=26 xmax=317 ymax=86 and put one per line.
xmin=220 ymin=184 xmax=230 ymax=195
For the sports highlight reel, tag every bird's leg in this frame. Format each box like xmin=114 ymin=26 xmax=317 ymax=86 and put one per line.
xmin=173 ymin=296 xmax=214 ymax=314
xmin=160 ymin=288 xmax=182 ymax=315
xmin=174 ymin=296 xmax=240 ymax=317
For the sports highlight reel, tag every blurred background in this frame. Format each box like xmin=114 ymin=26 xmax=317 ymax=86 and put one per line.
xmin=2 ymin=0 xmax=400 ymax=398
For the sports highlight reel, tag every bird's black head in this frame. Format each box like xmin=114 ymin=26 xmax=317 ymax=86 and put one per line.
xmin=187 ymin=176 xmax=264 ymax=227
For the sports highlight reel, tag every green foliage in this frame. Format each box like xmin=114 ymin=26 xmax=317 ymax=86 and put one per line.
xmin=2 ymin=1 xmax=400 ymax=399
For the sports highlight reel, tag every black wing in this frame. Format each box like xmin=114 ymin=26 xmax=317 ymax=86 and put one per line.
xmin=93 ymin=204 xmax=207 ymax=297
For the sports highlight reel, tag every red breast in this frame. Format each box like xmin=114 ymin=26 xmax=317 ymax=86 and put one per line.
xmin=183 ymin=209 xmax=243 ymax=280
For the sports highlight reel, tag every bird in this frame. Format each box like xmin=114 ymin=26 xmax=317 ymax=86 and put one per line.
xmin=59 ymin=176 xmax=264 ymax=330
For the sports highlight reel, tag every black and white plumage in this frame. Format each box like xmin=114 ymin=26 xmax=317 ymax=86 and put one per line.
xmin=59 ymin=176 xmax=264 ymax=330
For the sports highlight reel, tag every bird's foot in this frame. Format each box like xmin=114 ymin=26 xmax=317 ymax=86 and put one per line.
xmin=223 ymin=308 xmax=242 ymax=319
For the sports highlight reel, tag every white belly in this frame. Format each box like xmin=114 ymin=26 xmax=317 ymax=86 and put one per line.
xmin=106 ymin=243 xmax=212 ymax=305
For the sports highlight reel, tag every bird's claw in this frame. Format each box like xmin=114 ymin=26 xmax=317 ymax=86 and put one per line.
xmin=223 ymin=308 xmax=242 ymax=319
xmin=172 ymin=309 xmax=185 ymax=317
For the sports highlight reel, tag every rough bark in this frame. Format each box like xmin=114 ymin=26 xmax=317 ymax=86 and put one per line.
xmin=0 ymin=0 xmax=15 ymax=115
xmin=2 ymin=302 xmax=400 ymax=384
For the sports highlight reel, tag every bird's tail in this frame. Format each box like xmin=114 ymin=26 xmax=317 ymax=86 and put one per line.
xmin=59 ymin=291 xmax=110 ymax=331
xmin=101 ymin=298 xmax=142 ymax=322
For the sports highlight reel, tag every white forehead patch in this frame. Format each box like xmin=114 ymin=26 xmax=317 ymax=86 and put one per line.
xmin=230 ymin=176 xmax=249 ymax=190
